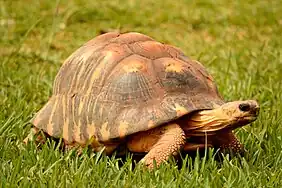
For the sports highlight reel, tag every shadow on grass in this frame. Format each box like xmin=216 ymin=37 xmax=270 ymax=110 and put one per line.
xmin=24 ymin=129 xmax=246 ymax=171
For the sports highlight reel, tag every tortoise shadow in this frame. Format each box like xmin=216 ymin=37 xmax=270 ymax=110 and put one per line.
xmin=27 ymin=134 xmax=245 ymax=170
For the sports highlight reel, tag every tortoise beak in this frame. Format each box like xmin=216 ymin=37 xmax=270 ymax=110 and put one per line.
xmin=254 ymin=106 xmax=260 ymax=116
xmin=250 ymin=101 xmax=260 ymax=117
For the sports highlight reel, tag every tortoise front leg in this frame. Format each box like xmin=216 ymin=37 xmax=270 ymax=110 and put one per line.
xmin=127 ymin=123 xmax=186 ymax=169
xmin=182 ymin=132 xmax=244 ymax=154
xmin=214 ymin=132 xmax=245 ymax=154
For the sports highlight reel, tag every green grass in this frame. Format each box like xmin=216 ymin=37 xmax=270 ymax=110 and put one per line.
xmin=1 ymin=0 xmax=282 ymax=187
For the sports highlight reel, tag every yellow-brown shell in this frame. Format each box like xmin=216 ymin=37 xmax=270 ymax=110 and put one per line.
xmin=32 ymin=32 xmax=224 ymax=144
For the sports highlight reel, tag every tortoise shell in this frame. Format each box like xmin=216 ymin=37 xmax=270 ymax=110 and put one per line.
xmin=32 ymin=32 xmax=224 ymax=145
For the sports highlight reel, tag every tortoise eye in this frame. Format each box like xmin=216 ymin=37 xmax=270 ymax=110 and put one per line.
xmin=239 ymin=103 xmax=251 ymax=112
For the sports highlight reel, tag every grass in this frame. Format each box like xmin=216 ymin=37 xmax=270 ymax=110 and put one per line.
xmin=1 ymin=0 xmax=282 ymax=187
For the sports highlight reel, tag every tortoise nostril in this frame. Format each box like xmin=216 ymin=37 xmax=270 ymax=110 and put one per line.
xmin=239 ymin=103 xmax=251 ymax=112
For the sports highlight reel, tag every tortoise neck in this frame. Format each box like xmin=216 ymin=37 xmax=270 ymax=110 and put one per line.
xmin=179 ymin=108 xmax=232 ymax=136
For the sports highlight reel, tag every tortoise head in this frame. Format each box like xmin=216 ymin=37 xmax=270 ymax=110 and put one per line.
xmin=182 ymin=100 xmax=259 ymax=154
xmin=218 ymin=100 xmax=260 ymax=128
xmin=184 ymin=100 xmax=260 ymax=135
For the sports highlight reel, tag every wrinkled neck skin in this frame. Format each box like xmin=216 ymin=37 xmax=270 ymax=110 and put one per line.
xmin=177 ymin=101 xmax=259 ymax=154
xmin=178 ymin=109 xmax=246 ymax=153
xmin=179 ymin=107 xmax=253 ymax=137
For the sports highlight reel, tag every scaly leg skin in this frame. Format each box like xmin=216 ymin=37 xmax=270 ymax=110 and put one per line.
xmin=127 ymin=123 xmax=186 ymax=169
xmin=63 ymin=139 xmax=120 ymax=156
xmin=215 ymin=131 xmax=245 ymax=155
xmin=24 ymin=127 xmax=51 ymax=146
xmin=182 ymin=132 xmax=244 ymax=155
xmin=63 ymin=142 xmax=84 ymax=155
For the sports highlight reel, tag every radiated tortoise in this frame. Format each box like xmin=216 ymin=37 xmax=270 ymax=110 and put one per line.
xmin=24 ymin=32 xmax=260 ymax=168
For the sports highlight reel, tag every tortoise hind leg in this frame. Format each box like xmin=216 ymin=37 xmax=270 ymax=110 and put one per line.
xmin=23 ymin=127 xmax=48 ymax=145
xmin=127 ymin=123 xmax=186 ymax=169
xmin=23 ymin=127 xmax=39 ymax=144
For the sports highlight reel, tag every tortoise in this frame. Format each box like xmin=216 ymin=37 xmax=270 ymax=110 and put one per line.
xmin=24 ymin=32 xmax=260 ymax=168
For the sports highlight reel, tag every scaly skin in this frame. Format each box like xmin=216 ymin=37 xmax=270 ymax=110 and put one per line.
xmin=127 ymin=123 xmax=186 ymax=168
xmin=182 ymin=100 xmax=260 ymax=136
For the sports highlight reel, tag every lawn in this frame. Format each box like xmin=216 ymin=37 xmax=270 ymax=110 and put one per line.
xmin=1 ymin=0 xmax=282 ymax=187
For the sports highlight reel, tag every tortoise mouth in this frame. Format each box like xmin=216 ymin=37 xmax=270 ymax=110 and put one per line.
xmin=239 ymin=116 xmax=257 ymax=122
xmin=228 ymin=116 xmax=257 ymax=130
